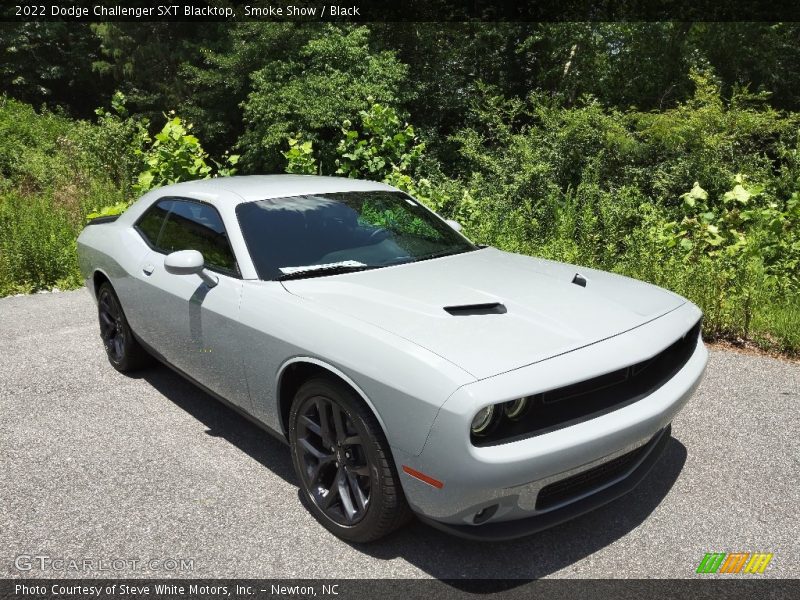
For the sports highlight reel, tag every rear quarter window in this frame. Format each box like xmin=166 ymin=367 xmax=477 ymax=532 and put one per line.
xmin=135 ymin=200 xmax=172 ymax=246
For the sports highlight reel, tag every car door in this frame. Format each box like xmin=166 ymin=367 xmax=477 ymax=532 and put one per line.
xmin=133 ymin=197 xmax=251 ymax=411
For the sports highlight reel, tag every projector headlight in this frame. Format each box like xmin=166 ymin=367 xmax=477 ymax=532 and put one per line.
xmin=504 ymin=396 xmax=530 ymax=420
xmin=470 ymin=405 xmax=497 ymax=436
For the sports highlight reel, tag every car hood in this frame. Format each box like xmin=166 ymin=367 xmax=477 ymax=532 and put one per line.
xmin=281 ymin=247 xmax=686 ymax=379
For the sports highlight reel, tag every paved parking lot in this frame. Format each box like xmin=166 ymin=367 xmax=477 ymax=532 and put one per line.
xmin=1 ymin=290 xmax=798 ymax=579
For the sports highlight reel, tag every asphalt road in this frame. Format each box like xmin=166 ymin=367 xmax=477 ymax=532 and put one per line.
xmin=0 ymin=289 xmax=798 ymax=580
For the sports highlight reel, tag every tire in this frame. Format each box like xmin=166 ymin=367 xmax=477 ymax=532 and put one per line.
xmin=97 ymin=282 xmax=152 ymax=373
xmin=289 ymin=377 xmax=412 ymax=542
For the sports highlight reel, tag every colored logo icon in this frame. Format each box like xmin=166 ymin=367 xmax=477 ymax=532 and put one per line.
xmin=696 ymin=552 xmax=773 ymax=574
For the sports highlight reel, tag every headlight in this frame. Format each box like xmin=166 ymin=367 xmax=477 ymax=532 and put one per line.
xmin=470 ymin=405 xmax=497 ymax=436
xmin=504 ymin=396 xmax=529 ymax=420
xmin=470 ymin=397 xmax=532 ymax=442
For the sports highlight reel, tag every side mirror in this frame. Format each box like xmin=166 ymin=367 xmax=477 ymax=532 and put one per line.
xmin=164 ymin=250 xmax=218 ymax=287
xmin=445 ymin=219 xmax=463 ymax=233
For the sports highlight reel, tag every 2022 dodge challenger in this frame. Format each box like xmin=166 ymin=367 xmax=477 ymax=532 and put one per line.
xmin=77 ymin=175 xmax=707 ymax=542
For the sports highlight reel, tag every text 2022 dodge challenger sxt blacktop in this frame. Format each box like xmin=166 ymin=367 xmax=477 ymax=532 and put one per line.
xmin=77 ymin=175 xmax=707 ymax=542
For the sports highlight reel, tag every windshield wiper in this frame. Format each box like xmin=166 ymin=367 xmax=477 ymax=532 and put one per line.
xmin=277 ymin=261 xmax=375 ymax=281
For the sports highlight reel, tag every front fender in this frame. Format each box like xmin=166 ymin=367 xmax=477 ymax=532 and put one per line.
xmin=239 ymin=281 xmax=475 ymax=455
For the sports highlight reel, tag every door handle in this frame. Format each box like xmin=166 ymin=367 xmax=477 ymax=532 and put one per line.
xmin=142 ymin=264 xmax=154 ymax=276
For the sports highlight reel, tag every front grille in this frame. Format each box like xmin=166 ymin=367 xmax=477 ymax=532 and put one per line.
xmin=472 ymin=319 xmax=701 ymax=447
xmin=535 ymin=443 xmax=649 ymax=511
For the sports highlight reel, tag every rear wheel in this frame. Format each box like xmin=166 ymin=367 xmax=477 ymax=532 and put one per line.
xmin=289 ymin=377 xmax=411 ymax=542
xmin=97 ymin=282 xmax=152 ymax=372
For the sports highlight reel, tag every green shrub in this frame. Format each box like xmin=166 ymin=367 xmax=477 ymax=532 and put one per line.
xmin=134 ymin=113 xmax=239 ymax=196
xmin=0 ymin=97 xmax=131 ymax=294
xmin=283 ymin=138 xmax=317 ymax=175
xmin=0 ymin=97 xmax=243 ymax=295
xmin=283 ymin=102 xmax=430 ymax=201
xmin=0 ymin=97 xmax=102 ymax=194
xmin=85 ymin=91 xmax=150 ymax=192
xmin=752 ymin=296 xmax=800 ymax=354
xmin=433 ymin=80 xmax=800 ymax=355
xmin=0 ymin=192 xmax=85 ymax=295
xmin=85 ymin=101 xmax=240 ymax=221
xmin=241 ymin=25 xmax=408 ymax=172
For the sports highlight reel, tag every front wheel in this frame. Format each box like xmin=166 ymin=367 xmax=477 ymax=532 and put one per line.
xmin=97 ymin=282 xmax=152 ymax=373
xmin=289 ymin=377 xmax=411 ymax=542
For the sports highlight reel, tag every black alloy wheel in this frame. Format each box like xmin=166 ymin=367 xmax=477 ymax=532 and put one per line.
xmin=98 ymin=286 xmax=126 ymax=363
xmin=295 ymin=395 xmax=372 ymax=525
xmin=96 ymin=282 xmax=152 ymax=372
xmin=289 ymin=377 xmax=411 ymax=542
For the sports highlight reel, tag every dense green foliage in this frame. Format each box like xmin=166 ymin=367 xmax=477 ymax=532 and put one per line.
xmin=0 ymin=98 xmax=127 ymax=294
xmin=132 ymin=114 xmax=239 ymax=196
xmin=284 ymin=77 xmax=800 ymax=353
xmin=439 ymin=81 xmax=800 ymax=352
xmin=1 ymin=22 xmax=799 ymax=354
xmin=242 ymin=26 xmax=408 ymax=172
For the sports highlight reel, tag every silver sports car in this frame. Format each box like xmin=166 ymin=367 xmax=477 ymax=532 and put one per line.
xmin=77 ymin=175 xmax=707 ymax=542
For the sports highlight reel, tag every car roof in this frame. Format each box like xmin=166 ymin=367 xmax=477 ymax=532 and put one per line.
xmin=150 ymin=175 xmax=398 ymax=205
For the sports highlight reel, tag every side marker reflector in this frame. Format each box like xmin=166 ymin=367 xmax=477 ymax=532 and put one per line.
xmin=402 ymin=465 xmax=444 ymax=489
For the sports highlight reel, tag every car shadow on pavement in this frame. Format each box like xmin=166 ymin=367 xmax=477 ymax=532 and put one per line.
xmin=135 ymin=363 xmax=686 ymax=587
xmin=136 ymin=364 xmax=298 ymax=485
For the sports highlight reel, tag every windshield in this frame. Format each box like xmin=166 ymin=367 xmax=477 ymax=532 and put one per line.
xmin=236 ymin=191 xmax=477 ymax=280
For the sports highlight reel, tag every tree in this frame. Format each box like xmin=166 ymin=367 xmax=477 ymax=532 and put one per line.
xmin=240 ymin=25 xmax=408 ymax=172
xmin=91 ymin=23 xmax=222 ymax=122
xmin=178 ymin=22 xmax=316 ymax=157
xmin=0 ymin=23 xmax=110 ymax=116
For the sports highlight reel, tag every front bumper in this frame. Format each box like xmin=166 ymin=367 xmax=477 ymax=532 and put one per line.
xmin=394 ymin=301 xmax=707 ymax=537
xmin=418 ymin=424 xmax=671 ymax=541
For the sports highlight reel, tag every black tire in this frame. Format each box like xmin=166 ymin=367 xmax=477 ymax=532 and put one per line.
xmin=289 ymin=377 xmax=412 ymax=542
xmin=97 ymin=282 xmax=152 ymax=373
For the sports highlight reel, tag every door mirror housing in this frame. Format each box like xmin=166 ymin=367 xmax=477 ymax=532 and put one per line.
xmin=164 ymin=250 xmax=204 ymax=275
xmin=445 ymin=219 xmax=463 ymax=233
xmin=164 ymin=250 xmax=218 ymax=287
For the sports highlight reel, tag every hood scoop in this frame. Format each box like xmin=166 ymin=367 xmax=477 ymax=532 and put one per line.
xmin=444 ymin=302 xmax=507 ymax=316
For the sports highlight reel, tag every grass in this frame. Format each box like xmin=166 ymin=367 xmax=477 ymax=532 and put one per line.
xmin=751 ymin=296 xmax=800 ymax=355
xmin=0 ymin=97 xmax=130 ymax=296
xmin=0 ymin=192 xmax=84 ymax=295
